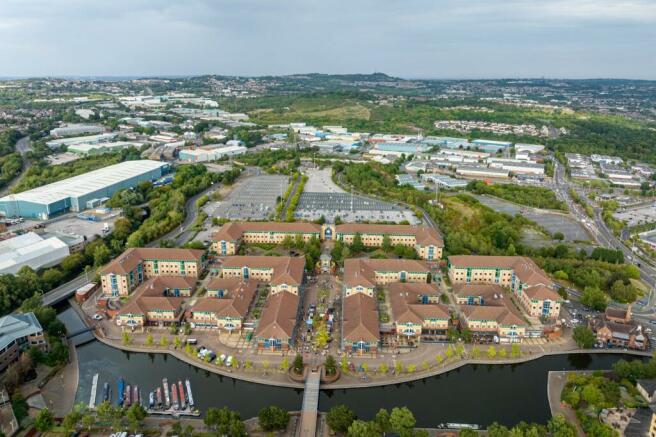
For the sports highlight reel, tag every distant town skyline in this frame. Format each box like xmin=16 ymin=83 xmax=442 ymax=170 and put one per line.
xmin=1 ymin=0 xmax=655 ymax=79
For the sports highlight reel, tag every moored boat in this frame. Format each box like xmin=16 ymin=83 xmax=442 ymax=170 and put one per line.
xmin=178 ymin=381 xmax=186 ymax=409
xmin=185 ymin=379 xmax=194 ymax=407
xmin=102 ymin=382 xmax=110 ymax=402
xmin=117 ymin=378 xmax=125 ymax=406
xmin=163 ymin=378 xmax=170 ymax=408
xmin=156 ymin=388 xmax=162 ymax=406
xmin=171 ymin=383 xmax=179 ymax=410
xmin=124 ymin=384 xmax=131 ymax=407
xmin=148 ymin=391 xmax=155 ymax=408
xmin=133 ymin=385 xmax=139 ymax=406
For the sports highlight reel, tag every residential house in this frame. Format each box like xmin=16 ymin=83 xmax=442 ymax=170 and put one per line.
xmin=343 ymin=258 xmax=431 ymax=297
xmin=254 ymin=291 xmax=301 ymax=351
xmin=115 ymin=276 xmax=195 ymax=329
xmin=0 ymin=313 xmax=48 ymax=373
xmin=342 ymin=293 xmax=380 ymax=354
xmin=388 ymin=282 xmax=450 ymax=345
xmin=448 ymin=255 xmax=562 ymax=319
xmin=100 ymin=247 xmax=205 ymax=296
xmin=189 ymin=280 xmax=257 ymax=332
xmin=220 ymin=256 xmax=305 ymax=295
xmin=211 ymin=222 xmax=322 ymax=256
xmin=332 ymin=224 xmax=443 ymax=261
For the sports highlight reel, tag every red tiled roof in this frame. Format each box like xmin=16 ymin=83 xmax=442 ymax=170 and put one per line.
xmin=336 ymin=224 xmax=443 ymax=246
xmin=255 ymin=291 xmax=299 ymax=340
xmin=342 ymin=293 xmax=380 ymax=343
xmin=102 ymin=247 xmax=204 ymax=275
xmin=343 ymin=258 xmax=431 ymax=288
xmin=213 ymin=221 xmax=322 ymax=242
xmin=220 ymin=256 xmax=305 ymax=285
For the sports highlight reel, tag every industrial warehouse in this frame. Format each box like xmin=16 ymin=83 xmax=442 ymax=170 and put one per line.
xmin=0 ymin=160 xmax=169 ymax=219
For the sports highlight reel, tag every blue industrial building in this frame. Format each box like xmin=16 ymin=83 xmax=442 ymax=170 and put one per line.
xmin=471 ymin=139 xmax=512 ymax=153
xmin=0 ymin=160 xmax=169 ymax=220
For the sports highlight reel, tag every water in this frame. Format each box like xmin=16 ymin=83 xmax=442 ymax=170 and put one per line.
xmin=59 ymin=307 xmax=643 ymax=427
xmin=74 ymin=341 xmax=303 ymax=419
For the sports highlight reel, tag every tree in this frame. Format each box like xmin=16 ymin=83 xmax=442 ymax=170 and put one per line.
xmin=126 ymin=404 xmax=146 ymax=432
xmin=327 ymin=405 xmax=357 ymax=433
xmin=581 ymin=286 xmax=608 ymax=311
xmin=435 ymin=353 xmax=444 ymax=364
xmin=160 ymin=336 xmax=169 ymax=347
xmin=35 ymin=408 xmax=55 ymax=432
xmin=581 ymin=384 xmax=604 ymax=406
xmin=382 ymin=234 xmax=392 ymax=252
xmin=459 ymin=430 xmax=478 ymax=437
xmin=93 ymin=243 xmax=112 ymax=267
xmin=315 ymin=322 xmax=330 ymax=349
xmin=280 ymin=357 xmax=289 ymax=371
xmin=487 ymin=423 xmax=511 ymax=437
xmin=122 ymin=331 xmax=131 ymax=345
xmin=375 ymin=408 xmax=392 ymax=435
xmin=609 ymin=280 xmax=639 ymax=304
xmin=547 ymin=414 xmax=577 ymax=437
xmin=325 ymin=355 xmax=337 ymax=376
xmin=351 ymin=232 xmax=364 ymax=253
xmin=258 ymin=405 xmax=290 ymax=431
xmin=145 ymin=333 xmax=154 ymax=346
xmin=573 ymin=325 xmax=596 ymax=349
xmin=487 ymin=345 xmax=497 ymax=359
xmin=471 ymin=347 xmax=481 ymax=359
xmin=378 ymin=362 xmax=389 ymax=374
xmin=348 ymin=420 xmax=380 ymax=437
xmin=553 ymin=231 xmax=565 ymax=241
xmin=511 ymin=343 xmax=521 ymax=358
xmin=390 ymin=407 xmax=416 ymax=437
xmin=292 ymin=353 xmax=304 ymax=374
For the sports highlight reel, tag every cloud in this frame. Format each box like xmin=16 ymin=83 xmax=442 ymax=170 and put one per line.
xmin=0 ymin=0 xmax=654 ymax=78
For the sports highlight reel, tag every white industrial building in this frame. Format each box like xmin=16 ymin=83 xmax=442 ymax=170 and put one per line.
xmin=0 ymin=232 xmax=70 ymax=274
xmin=46 ymin=133 xmax=118 ymax=149
xmin=455 ymin=166 xmax=510 ymax=179
xmin=421 ymin=174 xmax=468 ymax=189
xmin=50 ymin=123 xmax=105 ymax=137
xmin=67 ymin=141 xmax=143 ymax=156
xmin=178 ymin=144 xmax=247 ymax=162
xmin=515 ymin=143 xmax=545 ymax=154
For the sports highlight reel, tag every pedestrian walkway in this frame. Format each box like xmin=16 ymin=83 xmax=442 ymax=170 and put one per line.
xmin=297 ymin=370 xmax=321 ymax=437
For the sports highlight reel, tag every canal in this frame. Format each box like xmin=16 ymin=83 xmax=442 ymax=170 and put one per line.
xmin=59 ymin=307 xmax=643 ymax=427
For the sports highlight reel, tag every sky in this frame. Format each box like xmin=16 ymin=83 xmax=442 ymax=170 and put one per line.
xmin=1 ymin=0 xmax=655 ymax=79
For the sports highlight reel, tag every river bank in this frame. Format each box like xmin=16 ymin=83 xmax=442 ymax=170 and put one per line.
xmin=94 ymin=331 xmax=651 ymax=389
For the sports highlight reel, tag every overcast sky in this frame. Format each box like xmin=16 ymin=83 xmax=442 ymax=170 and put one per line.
xmin=1 ymin=0 xmax=655 ymax=79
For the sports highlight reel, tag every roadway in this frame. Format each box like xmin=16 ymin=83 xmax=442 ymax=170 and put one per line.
xmin=552 ymin=161 xmax=656 ymax=315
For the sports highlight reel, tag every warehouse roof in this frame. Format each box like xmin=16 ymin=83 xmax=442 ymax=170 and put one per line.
xmin=0 ymin=232 xmax=69 ymax=275
xmin=0 ymin=160 xmax=167 ymax=205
